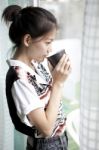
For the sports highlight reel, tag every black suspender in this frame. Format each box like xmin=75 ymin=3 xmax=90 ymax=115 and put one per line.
xmin=6 ymin=67 xmax=35 ymax=137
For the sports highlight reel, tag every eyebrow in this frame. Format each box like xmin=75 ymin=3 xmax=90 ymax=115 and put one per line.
xmin=45 ymin=38 xmax=54 ymax=41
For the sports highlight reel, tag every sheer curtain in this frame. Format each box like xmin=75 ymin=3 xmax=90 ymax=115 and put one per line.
xmin=80 ymin=0 xmax=99 ymax=150
xmin=0 ymin=1 xmax=39 ymax=150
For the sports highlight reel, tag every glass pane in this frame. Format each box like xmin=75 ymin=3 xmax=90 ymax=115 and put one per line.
xmin=8 ymin=0 xmax=29 ymax=6
xmin=0 ymin=1 xmax=34 ymax=150
xmin=40 ymin=0 xmax=84 ymax=150
xmin=40 ymin=0 xmax=84 ymax=39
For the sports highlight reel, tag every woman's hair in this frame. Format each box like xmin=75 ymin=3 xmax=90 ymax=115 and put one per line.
xmin=2 ymin=5 xmax=58 ymax=48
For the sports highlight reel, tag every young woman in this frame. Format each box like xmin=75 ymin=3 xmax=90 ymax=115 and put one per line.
xmin=2 ymin=5 xmax=71 ymax=150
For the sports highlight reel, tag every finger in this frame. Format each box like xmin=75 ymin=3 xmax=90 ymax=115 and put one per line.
xmin=64 ymin=61 xmax=72 ymax=74
xmin=60 ymin=55 xmax=70 ymax=70
xmin=56 ymin=54 xmax=66 ymax=69
xmin=60 ymin=55 xmax=69 ymax=72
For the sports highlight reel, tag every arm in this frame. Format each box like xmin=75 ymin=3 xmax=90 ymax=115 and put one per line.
xmin=28 ymin=83 xmax=63 ymax=137
xmin=28 ymin=54 xmax=71 ymax=137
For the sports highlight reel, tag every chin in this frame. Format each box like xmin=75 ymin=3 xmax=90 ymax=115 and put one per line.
xmin=34 ymin=56 xmax=46 ymax=63
xmin=39 ymin=56 xmax=46 ymax=62
xmin=40 ymin=58 xmax=45 ymax=62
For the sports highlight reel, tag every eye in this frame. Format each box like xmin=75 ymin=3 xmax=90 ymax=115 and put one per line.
xmin=46 ymin=41 xmax=51 ymax=45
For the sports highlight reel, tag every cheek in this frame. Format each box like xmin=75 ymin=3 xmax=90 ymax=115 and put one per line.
xmin=37 ymin=47 xmax=47 ymax=56
xmin=31 ymin=43 xmax=47 ymax=57
xmin=41 ymin=49 xmax=47 ymax=54
xmin=32 ymin=49 xmax=45 ymax=58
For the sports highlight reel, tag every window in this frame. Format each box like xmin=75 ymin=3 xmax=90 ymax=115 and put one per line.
xmin=40 ymin=0 xmax=84 ymax=149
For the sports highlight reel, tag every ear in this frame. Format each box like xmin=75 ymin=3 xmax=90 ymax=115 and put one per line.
xmin=23 ymin=34 xmax=32 ymax=47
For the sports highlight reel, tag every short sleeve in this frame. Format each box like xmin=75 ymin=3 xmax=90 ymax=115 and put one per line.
xmin=11 ymin=79 xmax=44 ymax=116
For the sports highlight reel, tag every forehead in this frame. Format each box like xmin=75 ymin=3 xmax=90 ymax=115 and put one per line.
xmin=43 ymin=29 xmax=57 ymax=40
xmin=32 ymin=29 xmax=57 ymax=43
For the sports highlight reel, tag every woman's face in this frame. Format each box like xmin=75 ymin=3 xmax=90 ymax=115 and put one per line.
xmin=27 ymin=29 xmax=57 ymax=62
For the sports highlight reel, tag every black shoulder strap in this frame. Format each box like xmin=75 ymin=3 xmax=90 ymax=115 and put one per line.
xmin=6 ymin=67 xmax=34 ymax=137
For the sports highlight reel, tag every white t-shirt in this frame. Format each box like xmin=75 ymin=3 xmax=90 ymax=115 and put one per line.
xmin=7 ymin=59 xmax=66 ymax=138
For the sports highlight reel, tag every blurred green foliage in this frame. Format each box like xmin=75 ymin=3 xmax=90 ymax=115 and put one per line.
xmin=63 ymin=97 xmax=79 ymax=150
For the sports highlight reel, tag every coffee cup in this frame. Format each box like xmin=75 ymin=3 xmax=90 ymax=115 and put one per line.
xmin=48 ymin=49 xmax=66 ymax=68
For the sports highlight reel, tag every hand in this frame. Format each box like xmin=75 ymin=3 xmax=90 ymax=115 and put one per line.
xmin=52 ymin=54 xmax=71 ymax=86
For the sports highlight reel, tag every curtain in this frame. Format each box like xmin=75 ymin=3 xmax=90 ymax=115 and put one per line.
xmin=80 ymin=0 xmax=99 ymax=150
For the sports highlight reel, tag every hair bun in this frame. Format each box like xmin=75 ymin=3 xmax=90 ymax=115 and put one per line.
xmin=2 ymin=5 xmax=22 ymax=23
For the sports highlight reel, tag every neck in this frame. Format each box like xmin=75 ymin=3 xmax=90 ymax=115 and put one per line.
xmin=13 ymin=47 xmax=33 ymax=68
